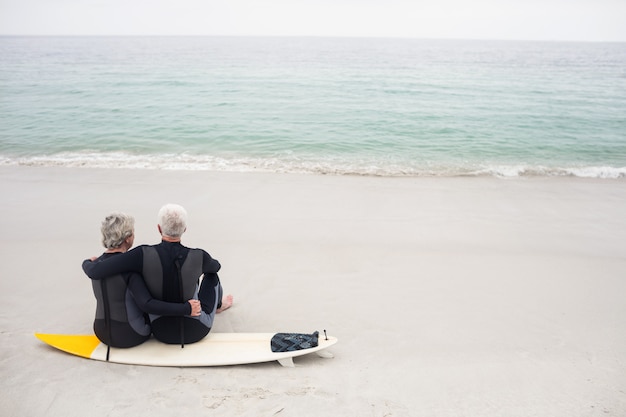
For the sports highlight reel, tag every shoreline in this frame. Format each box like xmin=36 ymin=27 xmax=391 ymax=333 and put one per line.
xmin=1 ymin=165 xmax=625 ymax=416
xmin=2 ymin=157 xmax=625 ymax=179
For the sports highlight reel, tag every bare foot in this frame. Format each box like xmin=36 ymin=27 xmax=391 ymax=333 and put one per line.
xmin=216 ymin=294 xmax=233 ymax=313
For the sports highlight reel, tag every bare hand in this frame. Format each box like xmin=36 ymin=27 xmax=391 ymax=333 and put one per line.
xmin=187 ymin=299 xmax=201 ymax=317
xmin=90 ymin=256 xmax=98 ymax=261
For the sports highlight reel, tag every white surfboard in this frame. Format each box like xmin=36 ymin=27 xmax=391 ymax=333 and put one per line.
xmin=35 ymin=332 xmax=337 ymax=367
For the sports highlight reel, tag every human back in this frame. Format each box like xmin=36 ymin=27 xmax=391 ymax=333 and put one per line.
xmin=141 ymin=242 xmax=216 ymax=344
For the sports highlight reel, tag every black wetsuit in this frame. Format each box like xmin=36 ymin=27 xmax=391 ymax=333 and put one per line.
xmin=90 ymin=252 xmax=192 ymax=348
xmin=83 ymin=241 xmax=223 ymax=345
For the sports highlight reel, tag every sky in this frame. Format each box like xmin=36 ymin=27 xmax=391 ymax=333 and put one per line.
xmin=1 ymin=0 xmax=625 ymax=42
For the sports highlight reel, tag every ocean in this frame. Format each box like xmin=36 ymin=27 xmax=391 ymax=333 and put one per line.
xmin=1 ymin=36 xmax=625 ymax=178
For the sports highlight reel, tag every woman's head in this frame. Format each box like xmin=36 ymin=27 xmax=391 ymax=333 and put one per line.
xmin=101 ymin=212 xmax=135 ymax=249
xmin=157 ymin=204 xmax=187 ymax=238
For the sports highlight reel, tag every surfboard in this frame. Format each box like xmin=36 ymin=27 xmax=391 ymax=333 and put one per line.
xmin=34 ymin=332 xmax=337 ymax=367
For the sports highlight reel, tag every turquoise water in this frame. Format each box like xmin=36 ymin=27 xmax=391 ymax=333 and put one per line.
xmin=1 ymin=36 xmax=625 ymax=177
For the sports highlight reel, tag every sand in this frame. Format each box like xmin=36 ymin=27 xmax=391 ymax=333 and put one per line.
xmin=1 ymin=165 xmax=625 ymax=416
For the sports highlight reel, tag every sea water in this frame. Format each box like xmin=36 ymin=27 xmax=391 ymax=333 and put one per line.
xmin=1 ymin=36 xmax=625 ymax=178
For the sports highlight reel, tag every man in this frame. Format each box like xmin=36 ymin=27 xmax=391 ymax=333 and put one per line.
xmin=83 ymin=204 xmax=233 ymax=345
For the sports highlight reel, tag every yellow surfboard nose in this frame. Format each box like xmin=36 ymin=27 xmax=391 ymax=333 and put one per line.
xmin=35 ymin=333 xmax=101 ymax=359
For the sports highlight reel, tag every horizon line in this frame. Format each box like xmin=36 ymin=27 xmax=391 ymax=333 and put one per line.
xmin=0 ymin=34 xmax=624 ymax=44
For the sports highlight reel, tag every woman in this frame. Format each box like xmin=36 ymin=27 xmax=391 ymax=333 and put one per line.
xmin=88 ymin=212 xmax=201 ymax=348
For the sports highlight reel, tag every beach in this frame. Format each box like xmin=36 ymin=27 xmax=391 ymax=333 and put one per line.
xmin=1 ymin=165 xmax=625 ymax=416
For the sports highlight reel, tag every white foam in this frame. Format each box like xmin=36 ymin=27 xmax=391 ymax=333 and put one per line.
xmin=1 ymin=152 xmax=625 ymax=179
xmin=562 ymin=166 xmax=626 ymax=179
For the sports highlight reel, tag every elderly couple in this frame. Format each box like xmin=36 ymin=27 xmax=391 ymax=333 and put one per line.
xmin=82 ymin=204 xmax=233 ymax=348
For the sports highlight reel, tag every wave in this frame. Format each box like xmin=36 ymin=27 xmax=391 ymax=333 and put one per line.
xmin=1 ymin=152 xmax=625 ymax=179
xmin=474 ymin=165 xmax=626 ymax=179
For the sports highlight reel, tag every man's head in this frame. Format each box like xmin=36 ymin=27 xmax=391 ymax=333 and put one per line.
xmin=101 ymin=212 xmax=135 ymax=249
xmin=157 ymin=204 xmax=188 ymax=239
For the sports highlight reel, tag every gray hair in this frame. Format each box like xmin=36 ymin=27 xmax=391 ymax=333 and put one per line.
xmin=158 ymin=204 xmax=188 ymax=238
xmin=101 ymin=212 xmax=135 ymax=249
